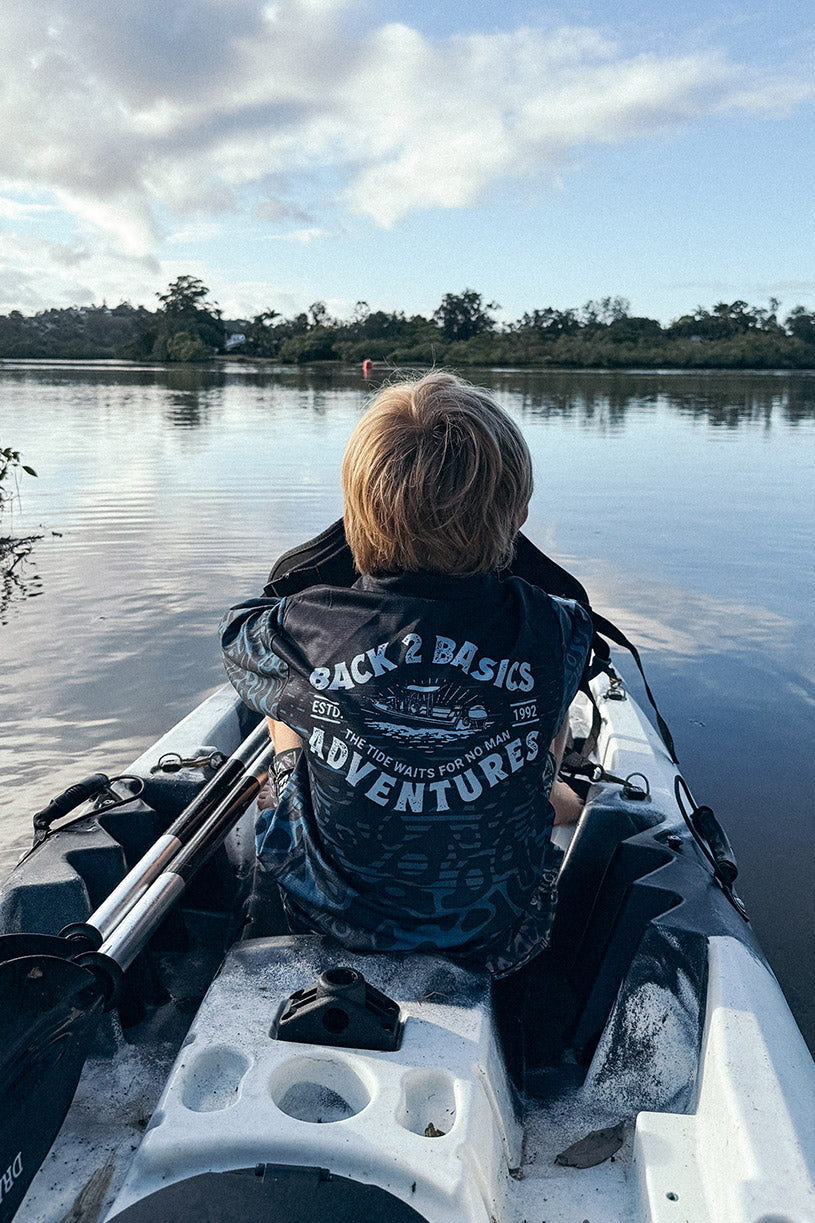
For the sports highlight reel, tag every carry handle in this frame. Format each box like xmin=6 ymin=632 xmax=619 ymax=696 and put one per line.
xmin=32 ymin=774 xmax=111 ymax=835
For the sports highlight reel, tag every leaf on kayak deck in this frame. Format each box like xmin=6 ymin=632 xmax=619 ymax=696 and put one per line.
xmin=554 ymin=1122 xmax=626 ymax=1168
xmin=58 ymin=1158 xmax=115 ymax=1223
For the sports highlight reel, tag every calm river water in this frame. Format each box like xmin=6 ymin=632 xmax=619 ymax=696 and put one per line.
xmin=1 ymin=361 xmax=813 ymax=1046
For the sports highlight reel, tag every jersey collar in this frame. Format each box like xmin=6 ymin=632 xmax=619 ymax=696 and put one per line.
xmin=356 ymin=571 xmax=501 ymax=600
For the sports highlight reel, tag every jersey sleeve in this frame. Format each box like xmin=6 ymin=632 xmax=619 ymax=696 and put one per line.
xmin=219 ymin=597 xmax=290 ymax=718
xmin=549 ymin=597 xmax=594 ymax=726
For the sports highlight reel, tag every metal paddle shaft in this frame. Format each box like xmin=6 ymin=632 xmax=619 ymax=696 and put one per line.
xmin=0 ymin=740 xmax=274 ymax=1223
xmin=100 ymin=742 xmax=276 ymax=971
xmin=62 ymin=719 xmax=270 ymax=947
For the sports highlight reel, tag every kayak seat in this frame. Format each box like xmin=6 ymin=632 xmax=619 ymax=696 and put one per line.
xmin=492 ymin=792 xmax=672 ymax=1074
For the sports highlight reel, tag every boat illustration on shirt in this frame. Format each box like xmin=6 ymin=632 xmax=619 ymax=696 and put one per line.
xmin=367 ymin=684 xmax=491 ymax=735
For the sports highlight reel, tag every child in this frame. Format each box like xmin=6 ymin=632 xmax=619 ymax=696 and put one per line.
xmin=220 ymin=371 xmax=592 ymax=976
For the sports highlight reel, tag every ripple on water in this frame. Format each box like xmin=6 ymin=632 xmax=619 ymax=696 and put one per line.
xmin=1 ymin=364 xmax=814 ymax=1049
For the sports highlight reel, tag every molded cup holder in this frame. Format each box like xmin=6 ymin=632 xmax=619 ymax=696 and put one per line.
xmin=181 ymin=1047 xmax=251 ymax=1113
xmin=397 ymin=1069 xmax=457 ymax=1137
xmin=269 ymin=1056 xmax=371 ymax=1123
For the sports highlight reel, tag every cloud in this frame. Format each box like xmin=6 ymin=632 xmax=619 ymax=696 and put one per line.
xmin=167 ymin=221 xmax=225 ymax=245
xmin=211 ymin=278 xmax=302 ymax=320
xmin=253 ymin=197 xmax=314 ymax=225
xmin=267 ymin=226 xmax=328 ymax=244
xmin=558 ymin=551 xmax=805 ymax=673
xmin=0 ymin=197 xmax=55 ymax=220
xmin=0 ymin=231 xmax=159 ymax=310
xmin=340 ymin=26 xmax=813 ymax=225
xmin=0 ymin=1 xmax=811 ymax=272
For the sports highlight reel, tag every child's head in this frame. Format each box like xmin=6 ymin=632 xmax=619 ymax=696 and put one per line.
xmin=342 ymin=371 xmax=533 ymax=575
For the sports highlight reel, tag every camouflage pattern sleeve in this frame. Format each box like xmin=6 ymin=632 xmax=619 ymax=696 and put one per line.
xmin=219 ymin=598 xmax=290 ymax=719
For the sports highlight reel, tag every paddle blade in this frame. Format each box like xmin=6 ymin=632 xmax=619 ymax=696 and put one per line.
xmin=0 ymin=933 xmax=94 ymax=967
xmin=0 ymin=954 xmax=105 ymax=1223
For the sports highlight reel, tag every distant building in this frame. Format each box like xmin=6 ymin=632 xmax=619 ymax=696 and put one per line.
xmin=225 ymin=333 xmax=246 ymax=351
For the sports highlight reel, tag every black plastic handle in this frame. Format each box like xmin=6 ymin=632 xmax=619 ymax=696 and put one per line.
xmin=32 ymin=774 xmax=110 ymax=833
xmin=691 ymin=805 xmax=738 ymax=886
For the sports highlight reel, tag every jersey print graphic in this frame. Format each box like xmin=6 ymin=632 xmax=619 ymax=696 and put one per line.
xmin=220 ymin=574 xmax=594 ymax=975
xmin=364 ymin=675 xmax=495 ymax=746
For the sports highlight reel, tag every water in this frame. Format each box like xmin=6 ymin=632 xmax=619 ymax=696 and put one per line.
xmin=1 ymin=361 xmax=813 ymax=1045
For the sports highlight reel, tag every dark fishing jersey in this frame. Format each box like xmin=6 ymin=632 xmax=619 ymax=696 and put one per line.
xmin=220 ymin=571 xmax=592 ymax=975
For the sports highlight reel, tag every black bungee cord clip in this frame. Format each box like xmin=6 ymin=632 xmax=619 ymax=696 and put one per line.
xmin=674 ymin=775 xmax=748 ymax=921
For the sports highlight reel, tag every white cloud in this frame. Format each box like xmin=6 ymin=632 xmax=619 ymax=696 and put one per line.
xmin=339 ymin=29 xmax=812 ymax=225
xmin=267 ymin=226 xmax=328 ymax=244
xmin=167 ymin=222 xmax=225 ymax=245
xmin=211 ymin=278 xmax=302 ymax=319
xmin=0 ymin=231 xmax=161 ymax=311
xmin=0 ymin=1 xmax=811 ymax=292
xmin=0 ymin=197 xmax=55 ymax=220
xmin=253 ymin=197 xmax=314 ymax=224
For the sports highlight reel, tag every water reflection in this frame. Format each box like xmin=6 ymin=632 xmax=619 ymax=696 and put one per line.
xmin=1 ymin=361 xmax=814 ymax=1050
xmin=4 ymin=359 xmax=813 ymax=427
xmin=0 ymin=535 xmax=42 ymax=624
xmin=163 ymin=389 xmax=225 ymax=428
xmin=163 ymin=363 xmax=226 ymax=395
xmin=671 ymin=385 xmax=815 ymax=429
xmin=161 ymin=365 xmax=226 ymax=426
xmin=475 ymin=368 xmax=815 ymax=429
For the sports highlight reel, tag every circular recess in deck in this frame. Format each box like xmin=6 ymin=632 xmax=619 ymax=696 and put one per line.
xmin=268 ymin=1055 xmax=371 ymax=1122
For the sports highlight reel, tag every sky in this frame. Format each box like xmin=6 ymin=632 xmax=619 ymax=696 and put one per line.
xmin=0 ymin=0 xmax=813 ymax=325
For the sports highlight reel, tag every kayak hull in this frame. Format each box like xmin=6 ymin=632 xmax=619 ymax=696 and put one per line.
xmin=1 ymin=676 xmax=813 ymax=1222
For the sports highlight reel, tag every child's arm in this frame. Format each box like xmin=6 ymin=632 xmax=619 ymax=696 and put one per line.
xmin=266 ymin=717 xmax=302 ymax=752
xmin=549 ymin=715 xmax=584 ymax=826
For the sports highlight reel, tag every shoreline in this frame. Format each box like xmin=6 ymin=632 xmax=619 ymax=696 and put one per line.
xmin=2 ymin=354 xmax=815 ymax=374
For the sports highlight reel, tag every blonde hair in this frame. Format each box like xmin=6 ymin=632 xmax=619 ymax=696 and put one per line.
xmin=342 ymin=371 xmax=533 ymax=575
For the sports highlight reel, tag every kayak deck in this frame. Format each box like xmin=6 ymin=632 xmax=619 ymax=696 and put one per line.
xmin=15 ymin=933 xmax=634 ymax=1223
xmin=3 ymin=679 xmax=814 ymax=1222
xmin=18 ymin=932 xmax=815 ymax=1223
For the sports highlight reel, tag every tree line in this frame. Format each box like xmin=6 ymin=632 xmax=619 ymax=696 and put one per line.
xmin=1 ymin=277 xmax=814 ymax=369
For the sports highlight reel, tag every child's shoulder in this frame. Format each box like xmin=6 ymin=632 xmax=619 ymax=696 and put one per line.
xmin=503 ymin=575 xmax=594 ymax=638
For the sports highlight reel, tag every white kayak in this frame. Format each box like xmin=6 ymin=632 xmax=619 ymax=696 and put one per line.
xmin=1 ymin=670 xmax=814 ymax=1223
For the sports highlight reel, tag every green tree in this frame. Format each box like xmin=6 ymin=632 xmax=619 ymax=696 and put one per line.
xmin=165 ymin=331 xmax=211 ymax=362
xmin=244 ymin=310 xmax=281 ymax=357
xmin=434 ymin=290 xmax=499 ymax=341
xmin=157 ymin=276 xmax=213 ymax=314
xmin=580 ymin=297 xmax=631 ymax=328
xmin=786 ymin=306 xmax=815 ymax=345
xmin=605 ymin=315 xmax=663 ymax=344
xmin=514 ymin=308 xmax=580 ymax=338
xmin=153 ymin=276 xmax=224 ymax=360
xmin=308 ymin=301 xmax=332 ymax=328
xmin=671 ymin=301 xmax=764 ymax=341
